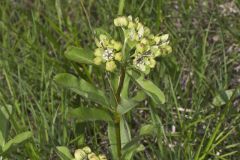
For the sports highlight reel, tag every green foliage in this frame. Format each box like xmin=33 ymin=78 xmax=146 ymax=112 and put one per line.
xmin=0 ymin=105 xmax=32 ymax=157
xmin=68 ymin=107 xmax=113 ymax=122
xmin=213 ymin=89 xmax=240 ymax=106
xmin=56 ymin=146 xmax=74 ymax=160
xmin=107 ymin=123 xmax=118 ymax=160
xmin=1 ymin=0 xmax=240 ymax=159
xmin=0 ymin=105 xmax=12 ymax=148
xmin=121 ymin=139 xmax=145 ymax=160
xmin=1 ymin=131 xmax=32 ymax=155
xmin=118 ymin=91 xmax=146 ymax=114
xmin=64 ymin=47 xmax=95 ymax=65
xmin=54 ymin=73 xmax=109 ymax=106
xmin=128 ymin=70 xmax=165 ymax=104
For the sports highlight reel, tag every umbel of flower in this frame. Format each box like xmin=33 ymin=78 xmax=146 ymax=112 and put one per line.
xmin=73 ymin=146 xmax=107 ymax=160
xmin=114 ymin=16 xmax=172 ymax=73
xmin=114 ymin=16 xmax=151 ymax=43
xmin=94 ymin=34 xmax=123 ymax=72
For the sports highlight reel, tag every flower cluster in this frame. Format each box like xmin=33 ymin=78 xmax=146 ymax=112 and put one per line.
xmin=114 ymin=16 xmax=172 ymax=73
xmin=93 ymin=16 xmax=172 ymax=74
xmin=93 ymin=34 xmax=123 ymax=72
xmin=73 ymin=146 xmax=107 ymax=160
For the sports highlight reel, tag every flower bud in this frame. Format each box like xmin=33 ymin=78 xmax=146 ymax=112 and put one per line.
xmin=151 ymin=45 xmax=161 ymax=56
xmin=99 ymin=34 xmax=109 ymax=47
xmin=144 ymin=27 xmax=151 ymax=36
xmin=114 ymin=52 xmax=122 ymax=61
xmin=139 ymin=63 xmax=146 ymax=72
xmin=99 ymin=34 xmax=108 ymax=41
xmin=94 ymin=48 xmax=103 ymax=57
xmin=137 ymin=25 xmax=144 ymax=39
xmin=111 ymin=40 xmax=122 ymax=51
xmin=88 ymin=153 xmax=99 ymax=160
xmin=95 ymin=39 xmax=102 ymax=48
xmin=165 ymin=45 xmax=172 ymax=54
xmin=82 ymin=146 xmax=92 ymax=154
xmin=160 ymin=34 xmax=169 ymax=42
xmin=134 ymin=17 xmax=139 ymax=23
xmin=136 ymin=43 xmax=145 ymax=53
xmin=114 ymin=16 xmax=128 ymax=27
xmin=154 ymin=36 xmax=161 ymax=44
xmin=127 ymin=15 xmax=133 ymax=21
xmin=74 ymin=149 xmax=87 ymax=160
xmin=148 ymin=34 xmax=155 ymax=40
xmin=149 ymin=58 xmax=156 ymax=68
xmin=94 ymin=57 xmax=102 ymax=65
xmin=128 ymin=29 xmax=136 ymax=40
xmin=106 ymin=61 xmax=116 ymax=72
xmin=128 ymin=21 xmax=135 ymax=29
xmin=140 ymin=38 xmax=148 ymax=45
xmin=98 ymin=154 xmax=107 ymax=160
xmin=136 ymin=22 xmax=143 ymax=29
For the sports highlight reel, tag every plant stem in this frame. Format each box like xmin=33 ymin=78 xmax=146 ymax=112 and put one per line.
xmin=114 ymin=66 xmax=126 ymax=159
xmin=116 ymin=67 xmax=126 ymax=103
xmin=117 ymin=0 xmax=125 ymax=15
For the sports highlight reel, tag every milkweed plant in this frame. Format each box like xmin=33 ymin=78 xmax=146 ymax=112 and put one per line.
xmin=55 ymin=16 xmax=172 ymax=160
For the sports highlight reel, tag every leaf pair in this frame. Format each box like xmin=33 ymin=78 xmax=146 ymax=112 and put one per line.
xmin=127 ymin=69 xmax=165 ymax=105
xmin=61 ymin=46 xmax=166 ymax=106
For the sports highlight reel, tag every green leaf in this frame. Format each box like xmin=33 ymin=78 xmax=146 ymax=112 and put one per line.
xmin=0 ymin=105 xmax=12 ymax=148
xmin=212 ymin=89 xmax=240 ymax=106
xmin=2 ymin=131 xmax=32 ymax=153
xmin=121 ymin=139 xmax=145 ymax=160
xmin=68 ymin=107 xmax=113 ymax=122
xmin=54 ymin=73 xmax=108 ymax=106
xmin=121 ymin=124 xmax=156 ymax=160
xmin=107 ymin=122 xmax=118 ymax=160
xmin=139 ymin=124 xmax=156 ymax=136
xmin=94 ymin=28 xmax=112 ymax=38
xmin=120 ymin=117 xmax=131 ymax=148
xmin=64 ymin=46 xmax=94 ymax=65
xmin=118 ymin=91 xmax=146 ymax=115
xmin=127 ymin=70 xmax=165 ymax=104
xmin=56 ymin=146 xmax=74 ymax=160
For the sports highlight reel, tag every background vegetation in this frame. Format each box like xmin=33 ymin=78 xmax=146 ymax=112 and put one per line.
xmin=0 ymin=0 xmax=240 ymax=159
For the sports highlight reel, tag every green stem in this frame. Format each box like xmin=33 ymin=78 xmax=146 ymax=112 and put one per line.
xmin=118 ymin=0 xmax=125 ymax=15
xmin=116 ymin=67 xmax=126 ymax=103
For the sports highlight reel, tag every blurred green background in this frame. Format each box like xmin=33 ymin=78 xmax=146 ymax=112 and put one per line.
xmin=0 ymin=0 xmax=240 ymax=159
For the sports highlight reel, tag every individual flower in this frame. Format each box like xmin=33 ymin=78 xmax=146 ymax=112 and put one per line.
xmin=114 ymin=52 xmax=123 ymax=61
xmin=82 ymin=146 xmax=92 ymax=154
xmin=88 ymin=153 xmax=99 ymax=160
xmin=133 ymin=50 xmax=156 ymax=73
xmin=98 ymin=154 xmax=107 ymax=160
xmin=94 ymin=34 xmax=123 ymax=72
xmin=74 ymin=149 xmax=87 ymax=160
xmin=133 ymin=54 xmax=147 ymax=72
xmin=95 ymin=34 xmax=109 ymax=48
xmin=114 ymin=16 xmax=128 ymax=27
xmin=106 ymin=61 xmax=116 ymax=72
